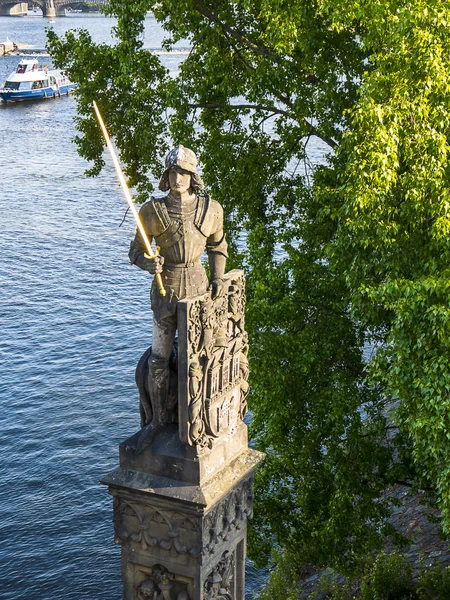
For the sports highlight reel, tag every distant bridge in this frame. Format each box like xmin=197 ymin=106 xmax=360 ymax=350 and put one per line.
xmin=0 ymin=0 xmax=108 ymax=17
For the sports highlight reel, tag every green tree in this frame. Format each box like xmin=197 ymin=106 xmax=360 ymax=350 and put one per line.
xmin=47 ymin=0 xmax=450 ymax=585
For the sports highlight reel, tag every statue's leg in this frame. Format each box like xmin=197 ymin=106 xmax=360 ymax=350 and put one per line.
xmin=149 ymin=318 xmax=176 ymax=428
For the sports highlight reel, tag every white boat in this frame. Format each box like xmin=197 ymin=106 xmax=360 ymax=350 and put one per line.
xmin=0 ymin=59 xmax=77 ymax=103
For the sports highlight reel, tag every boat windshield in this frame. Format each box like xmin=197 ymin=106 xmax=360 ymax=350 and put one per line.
xmin=4 ymin=81 xmax=42 ymax=90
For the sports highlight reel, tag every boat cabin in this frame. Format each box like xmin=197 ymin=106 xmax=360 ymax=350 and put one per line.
xmin=3 ymin=59 xmax=50 ymax=91
xmin=16 ymin=60 xmax=40 ymax=74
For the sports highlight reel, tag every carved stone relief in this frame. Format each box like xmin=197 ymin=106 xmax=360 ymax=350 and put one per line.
xmin=179 ymin=271 xmax=249 ymax=449
xmin=137 ymin=564 xmax=191 ymax=600
xmin=203 ymin=551 xmax=235 ymax=600
xmin=203 ymin=477 xmax=253 ymax=556
xmin=113 ymin=497 xmax=201 ymax=558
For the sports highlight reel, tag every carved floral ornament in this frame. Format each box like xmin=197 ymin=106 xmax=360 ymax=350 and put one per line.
xmin=182 ymin=272 xmax=249 ymax=449
xmin=113 ymin=498 xmax=201 ymax=558
xmin=203 ymin=477 xmax=254 ymax=555
xmin=113 ymin=476 xmax=253 ymax=564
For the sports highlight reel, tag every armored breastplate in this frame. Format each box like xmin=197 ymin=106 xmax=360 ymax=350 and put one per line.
xmin=153 ymin=195 xmax=210 ymax=266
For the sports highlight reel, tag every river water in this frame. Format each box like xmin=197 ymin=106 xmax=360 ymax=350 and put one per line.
xmin=0 ymin=13 xmax=265 ymax=599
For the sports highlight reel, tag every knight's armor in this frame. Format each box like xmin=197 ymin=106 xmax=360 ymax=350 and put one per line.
xmin=129 ymin=146 xmax=228 ymax=437
xmin=129 ymin=192 xmax=228 ymax=326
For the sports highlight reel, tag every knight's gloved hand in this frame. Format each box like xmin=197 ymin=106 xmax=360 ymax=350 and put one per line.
xmin=209 ymin=278 xmax=226 ymax=300
xmin=141 ymin=254 xmax=164 ymax=275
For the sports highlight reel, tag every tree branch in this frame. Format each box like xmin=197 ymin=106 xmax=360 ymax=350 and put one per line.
xmin=188 ymin=102 xmax=338 ymax=149
xmin=188 ymin=102 xmax=289 ymax=117
xmin=304 ymin=124 xmax=338 ymax=149
xmin=192 ymin=0 xmax=282 ymax=64
xmin=221 ymin=26 xmax=255 ymax=72
xmin=188 ymin=2 xmax=338 ymax=149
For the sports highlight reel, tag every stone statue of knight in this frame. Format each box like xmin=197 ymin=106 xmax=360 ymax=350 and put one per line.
xmin=129 ymin=146 xmax=228 ymax=443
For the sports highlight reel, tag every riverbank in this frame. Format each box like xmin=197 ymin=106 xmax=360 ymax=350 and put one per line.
xmin=298 ymin=485 xmax=450 ymax=598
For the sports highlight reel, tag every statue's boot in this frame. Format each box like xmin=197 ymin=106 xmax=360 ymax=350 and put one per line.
xmin=136 ymin=355 xmax=170 ymax=453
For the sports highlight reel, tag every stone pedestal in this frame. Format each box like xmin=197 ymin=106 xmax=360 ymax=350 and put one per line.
xmin=102 ymin=444 xmax=263 ymax=599
xmin=102 ymin=271 xmax=264 ymax=599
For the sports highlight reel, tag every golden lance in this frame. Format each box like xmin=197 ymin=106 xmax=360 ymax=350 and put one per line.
xmin=92 ymin=100 xmax=166 ymax=296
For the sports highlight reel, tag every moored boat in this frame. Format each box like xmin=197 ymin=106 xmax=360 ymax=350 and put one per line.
xmin=0 ymin=59 xmax=77 ymax=103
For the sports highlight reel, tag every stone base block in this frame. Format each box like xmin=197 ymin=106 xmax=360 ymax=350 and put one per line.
xmin=102 ymin=448 xmax=264 ymax=599
xmin=119 ymin=423 xmax=249 ymax=486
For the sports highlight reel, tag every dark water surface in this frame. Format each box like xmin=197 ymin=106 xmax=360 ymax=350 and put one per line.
xmin=0 ymin=14 xmax=263 ymax=599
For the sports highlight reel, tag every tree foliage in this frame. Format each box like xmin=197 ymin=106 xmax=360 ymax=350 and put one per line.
xmin=47 ymin=0 xmax=450 ymax=583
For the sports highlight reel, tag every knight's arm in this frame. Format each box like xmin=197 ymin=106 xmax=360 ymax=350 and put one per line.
xmin=129 ymin=202 xmax=162 ymax=273
xmin=206 ymin=201 xmax=228 ymax=281
xmin=129 ymin=228 xmax=153 ymax=270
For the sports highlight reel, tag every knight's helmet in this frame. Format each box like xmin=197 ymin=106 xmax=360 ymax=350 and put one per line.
xmin=159 ymin=145 xmax=204 ymax=191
